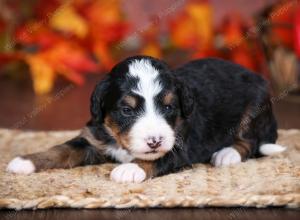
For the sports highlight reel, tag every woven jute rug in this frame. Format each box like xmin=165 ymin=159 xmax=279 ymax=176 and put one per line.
xmin=0 ymin=129 xmax=299 ymax=210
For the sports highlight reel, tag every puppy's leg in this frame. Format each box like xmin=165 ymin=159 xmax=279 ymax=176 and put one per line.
xmin=7 ymin=137 xmax=106 ymax=174
xmin=110 ymin=146 xmax=192 ymax=183
xmin=212 ymin=98 xmax=283 ymax=167
xmin=211 ymin=140 xmax=251 ymax=167
xmin=211 ymin=106 xmax=255 ymax=167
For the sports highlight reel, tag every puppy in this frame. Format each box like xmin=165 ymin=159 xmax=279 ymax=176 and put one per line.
xmin=7 ymin=56 xmax=285 ymax=183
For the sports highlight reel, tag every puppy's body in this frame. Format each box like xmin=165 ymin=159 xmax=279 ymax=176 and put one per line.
xmin=173 ymin=59 xmax=277 ymax=163
xmin=7 ymin=56 xmax=285 ymax=182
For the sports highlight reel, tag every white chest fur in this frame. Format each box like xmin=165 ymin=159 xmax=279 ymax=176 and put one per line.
xmin=105 ymin=146 xmax=134 ymax=163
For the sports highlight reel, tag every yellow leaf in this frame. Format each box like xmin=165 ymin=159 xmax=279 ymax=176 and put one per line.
xmin=49 ymin=3 xmax=88 ymax=38
xmin=25 ymin=55 xmax=55 ymax=95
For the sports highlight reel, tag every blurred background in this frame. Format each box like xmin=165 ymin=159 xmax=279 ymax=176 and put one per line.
xmin=0 ymin=0 xmax=299 ymax=130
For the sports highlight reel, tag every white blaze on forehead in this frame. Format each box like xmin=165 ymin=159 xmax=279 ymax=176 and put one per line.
xmin=128 ymin=59 xmax=162 ymax=101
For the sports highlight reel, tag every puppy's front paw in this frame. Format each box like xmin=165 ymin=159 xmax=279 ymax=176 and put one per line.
xmin=110 ymin=163 xmax=146 ymax=183
xmin=6 ymin=157 xmax=35 ymax=174
xmin=211 ymin=147 xmax=241 ymax=167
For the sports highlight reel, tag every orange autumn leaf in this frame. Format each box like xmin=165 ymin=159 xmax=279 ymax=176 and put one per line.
xmin=171 ymin=15 xmax=199 ymax=49
xmin=50 ymin=42 xmax=99 ymax=73
xmin=79 ymin=0 xmax=128 ymax=70
xmin=25 ymin=55 xmax=55 ymax=95
xmin=221 ymin=14 xmax=246 ymax=48
xmin=93 ymin=42 xmax=115 ymax=70
xmin=3 ymin=0 xmax=129 ymax=95
xmin=84 ymin=0 xmax=128 ymax=43
xmin=170 ymin=1 xmax=213 ymax=51
xmin=43 ymin=42 xmax=98 ymax=83
xmin=24 ymin=42 xmax=98 ymax=94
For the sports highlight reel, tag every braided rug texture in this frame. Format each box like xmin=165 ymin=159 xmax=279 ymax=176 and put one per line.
xmin=0 ymin=129 xmax=299 ymax=210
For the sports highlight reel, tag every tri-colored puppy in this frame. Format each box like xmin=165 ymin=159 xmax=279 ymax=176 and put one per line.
xmin=7 ymin=56 xmax=285 ymax=183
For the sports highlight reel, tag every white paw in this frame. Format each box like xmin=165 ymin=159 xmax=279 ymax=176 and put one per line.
xmin=211 ymin=147 xmax=241 ymax=167
xmin=110 ymin=163 xmax=146 ymax=183
xmin=6 ymin=157 xmax=35 ymax=174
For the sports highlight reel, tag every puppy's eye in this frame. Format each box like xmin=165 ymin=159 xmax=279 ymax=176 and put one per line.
xmin=121 ymin=107 xmax=133 ymax=117
xmin=164 ymin=105 xmax=173 ymax=113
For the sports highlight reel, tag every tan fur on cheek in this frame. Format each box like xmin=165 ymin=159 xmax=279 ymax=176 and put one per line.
xmin=104 ymin=115 xmax=131 ymax=150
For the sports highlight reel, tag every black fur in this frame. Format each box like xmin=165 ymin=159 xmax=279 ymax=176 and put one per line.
xmin=155 ymin=58 xmax=277 ymax=174
xmin=66 ymin=137 xmax=106 ymax=165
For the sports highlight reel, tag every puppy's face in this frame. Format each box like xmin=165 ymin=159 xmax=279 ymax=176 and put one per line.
xmin=91 ymin=56 xmax=193 ymax=161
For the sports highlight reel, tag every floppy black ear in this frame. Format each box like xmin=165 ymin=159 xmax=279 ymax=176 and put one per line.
xmin=90 ymin=76 xmax=111 ymax=124
xmin=176 ymin=80 xmax=194 ymax=118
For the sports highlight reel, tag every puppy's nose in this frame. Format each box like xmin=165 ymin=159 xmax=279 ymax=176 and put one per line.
xmin=146 ymin=136 xmax=163 ymax=149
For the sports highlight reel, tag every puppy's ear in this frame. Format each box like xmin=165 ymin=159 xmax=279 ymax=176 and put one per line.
xmin=176 ymin=80 xmax=194 ymax=118
xmin=90 ymin=76 xmax=111 ymax=124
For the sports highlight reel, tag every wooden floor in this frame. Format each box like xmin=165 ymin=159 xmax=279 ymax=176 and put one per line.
xmin=1 ymin=208 xmax=300 ymax=220
xmin=0 ymin=76 xmax=299 ymax=219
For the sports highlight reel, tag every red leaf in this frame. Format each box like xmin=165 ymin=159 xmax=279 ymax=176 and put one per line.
xmin=0 ymin=53 xmax=23 ymax=65
xmin=61 ymin=55 xmax=99 ymax=73
xmin=294 ymin=6 xmax=300 ymax=58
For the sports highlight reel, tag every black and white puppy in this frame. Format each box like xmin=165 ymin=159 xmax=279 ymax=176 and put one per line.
xmin=7 ymin=56 xmax=285 ymax=183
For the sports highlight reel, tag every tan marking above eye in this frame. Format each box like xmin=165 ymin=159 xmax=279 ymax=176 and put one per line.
xmin=123 ymin=95 xmax=137 ymax=108
xmin=163 ymin=91 xmax=174 ymax=105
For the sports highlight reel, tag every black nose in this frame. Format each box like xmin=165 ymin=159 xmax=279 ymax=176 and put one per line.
xmin=146 ymin=136 xmax=162 ymax=149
